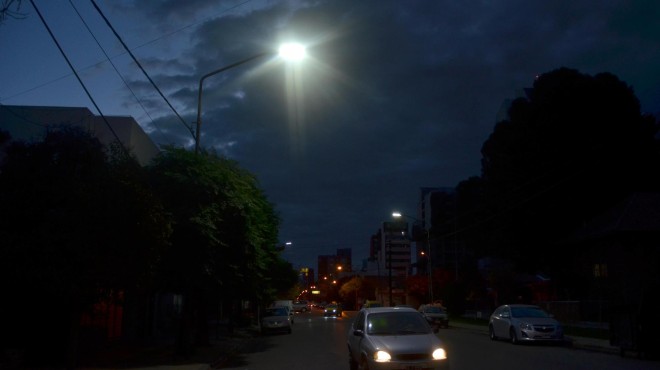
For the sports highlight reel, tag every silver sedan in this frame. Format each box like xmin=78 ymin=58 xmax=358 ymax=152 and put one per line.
xmin=489 ymin=304 xmax=564 ymax=344
xmin=347 ymin=307 xmax=449 ymax=370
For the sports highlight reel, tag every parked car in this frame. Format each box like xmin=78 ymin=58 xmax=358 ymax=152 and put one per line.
xmin=260 ymin=306 xmax=292 ymax=334
xmin=347 ymin=307 xmax=449 ymax=370
xmin=419 ymin=304 xmax=449 ymax=328
xmin=271 ymin=300 xmax=294 ymax=324
xmin=488 ymin=304 xmax=564 ymax=344
xmin=324 ymin=303 xmax=343 ymax=317
xmin=293 ymin=300 xmax=309 ymax=313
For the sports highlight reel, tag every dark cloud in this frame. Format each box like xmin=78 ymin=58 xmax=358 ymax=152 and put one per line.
xmin=3 ymin=0 xmax=659 ymax=270
xmin=137 ymin=0 xmax=659 ymax=269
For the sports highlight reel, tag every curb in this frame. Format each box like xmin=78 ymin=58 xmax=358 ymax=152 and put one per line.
xmin=450 ymin=322 xmax=619 ymax=355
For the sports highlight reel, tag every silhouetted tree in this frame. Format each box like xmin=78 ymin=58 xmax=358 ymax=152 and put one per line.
xmin=479 ymin=67 xmax=660 ymax=270
xmin=340 ymin=276 xmax=375 ymax=309
xmin=0 ymin=127 xmax=169 ymax=367
xmin=147 ymin=147 xmax=285 ymax=351
xmin=0 ymin=0 xmax=25 ymax=24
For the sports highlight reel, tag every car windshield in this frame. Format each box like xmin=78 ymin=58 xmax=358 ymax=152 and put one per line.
xmin=367 ymin=312 xmax=431 ymax=335
xmin=511 ymin=306 xmax=550 ymax=318
xmin=425 ymin=306 xmax=445 ymax=314
xmin=265 ymin=307 xmax=288 ymax=317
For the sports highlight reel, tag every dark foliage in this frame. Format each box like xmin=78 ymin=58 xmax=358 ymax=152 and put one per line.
xmin=0 ymin=126 xmax=170 ymax=366
xmin=478 ymin=68 xmax=660 ymax=268
xmin=425 ymin=68 xmax=660 ymax=308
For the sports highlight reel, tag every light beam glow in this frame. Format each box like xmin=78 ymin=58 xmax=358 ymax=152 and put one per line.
xmin=278 ymin=43 xmax=306 ymax=61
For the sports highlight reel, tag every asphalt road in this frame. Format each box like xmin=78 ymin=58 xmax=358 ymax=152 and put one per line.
xmin=221 ymin=309 xmax=660 ymax=370
xmin=222 ymin=309 xmax=350 ymax=370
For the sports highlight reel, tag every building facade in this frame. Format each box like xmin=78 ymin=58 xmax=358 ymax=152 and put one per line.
xmin=0 ymin=105 xmax=160 ymax=166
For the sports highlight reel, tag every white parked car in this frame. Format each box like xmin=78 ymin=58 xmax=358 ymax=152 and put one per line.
xmin=347 ymin=307 xmax=449 ymax=370
xmin=260 ymin=306 xmax=292 ymax=334
xmin=271 ymin=300 xmax=294 ymax=324
xmin=489 ymin=304 xmax=564 ymax=344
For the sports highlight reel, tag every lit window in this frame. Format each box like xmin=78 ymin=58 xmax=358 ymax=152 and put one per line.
xmin=593 ymin=263 xmax=608 ymax=278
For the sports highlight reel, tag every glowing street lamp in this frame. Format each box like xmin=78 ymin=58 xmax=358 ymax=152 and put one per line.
xmin=278 ymin=42 xmax=306 ymax=60
xmin=195 ymin=43 xmax=306 ymax=153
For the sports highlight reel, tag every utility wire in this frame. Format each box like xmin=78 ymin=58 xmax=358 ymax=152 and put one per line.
xmin=89 ymin=0 xmax=194 ymax=139
xmin=67 ymin=0 xmax=158 ymax=130
xmin=28 ymin=0 xmax=128 ymax=156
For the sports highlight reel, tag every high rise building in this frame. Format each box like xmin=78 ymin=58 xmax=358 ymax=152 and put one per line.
xmin=336 ymin=248 xmax=352 ymax=272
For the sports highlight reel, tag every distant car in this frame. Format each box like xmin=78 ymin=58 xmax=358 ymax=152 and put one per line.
xmin=419 ymin=304 xmax=449 ymax=329
xmin=347 ymin=307 xmax=449 ymax=370
xmin=293 ymin=300 xmax=309 ymax=313
xmin=489 ymin=304 xmax=564 ymax=344
xmin=362 ymin=300 xmax=383 ymax=308
xmin=324 ymin=303 xmax=343 ymax=317
xmin=271 ymin=300 xmax=294 ymax=324
xmin=260 ymin=306 xmax=292 ymax=334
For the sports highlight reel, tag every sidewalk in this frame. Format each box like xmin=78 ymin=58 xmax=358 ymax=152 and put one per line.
xmin=79 ymin=326 xmax=259 ymax=370
xmin=450 ymin=321 xmax=619 ymax=355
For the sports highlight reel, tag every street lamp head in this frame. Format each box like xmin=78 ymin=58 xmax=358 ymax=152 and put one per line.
xmin=278 ymin=43 xmax=306 ymax=61
xmin=392 ymin=212 xmax=402 ymax=218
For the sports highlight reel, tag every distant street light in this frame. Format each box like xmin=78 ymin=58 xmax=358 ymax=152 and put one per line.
xmin=392 ymin=211 xmax=433 ymax=303
xmin=275 ymin=241 xmax=293 ymax=252
xmin=195 ymin=43 xmax=306 ymax=153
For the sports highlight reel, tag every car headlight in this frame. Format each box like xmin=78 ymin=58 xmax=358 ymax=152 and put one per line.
xmin=374 ymin=350 xmax=391 ymax=362
xmin=520 ymin=322 xmax=534 ymax=330
xmin=432 ymin=348 xmax=447 ymax=360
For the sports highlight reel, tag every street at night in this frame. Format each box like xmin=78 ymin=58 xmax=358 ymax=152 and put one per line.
xmin=220 ymin=309 xmax=660 ymax=370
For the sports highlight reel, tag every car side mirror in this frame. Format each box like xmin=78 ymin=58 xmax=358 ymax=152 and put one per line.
xmin=353 ymin=330 xmax=364 ymax=337
xmin=502 ymin=313 xmax=510 ymax=318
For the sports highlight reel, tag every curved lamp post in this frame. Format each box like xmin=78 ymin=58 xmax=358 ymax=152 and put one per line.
xmin=195 ymin=43 xmax=306 ymax=153
xmin=392 ymin=211 xmax=433 ymax=303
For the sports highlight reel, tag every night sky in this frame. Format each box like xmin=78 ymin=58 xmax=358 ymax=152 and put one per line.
xmin=2 ymin=0 xmax=660 ymax=272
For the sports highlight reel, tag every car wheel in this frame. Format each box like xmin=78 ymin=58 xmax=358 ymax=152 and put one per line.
xmin=358 ymin=356 xmax=369 ymax=370
xmin=489 ymin=325 xmax=497 ymax=340
xmin=287 ymin=327 xmax=292 ymax=334
xmin=510 ymin=327 xmax=519 ymax=345
xmin=348 ymin=353 xmax=358 ymax=370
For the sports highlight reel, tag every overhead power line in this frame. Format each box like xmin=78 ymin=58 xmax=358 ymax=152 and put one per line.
xmin=89 ymin=0 xmax=194 ymax=139
xmin=68 ymin=0 xmax=158 ymax=131
xmin=28 ymin=0 xmax=128 ymax=156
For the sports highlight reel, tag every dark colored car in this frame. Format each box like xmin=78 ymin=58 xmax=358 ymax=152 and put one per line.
xmin=324 ymin=303 xmax=343 ymax=317
xmin=419 ymin=304 xmax=449 ymax=329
